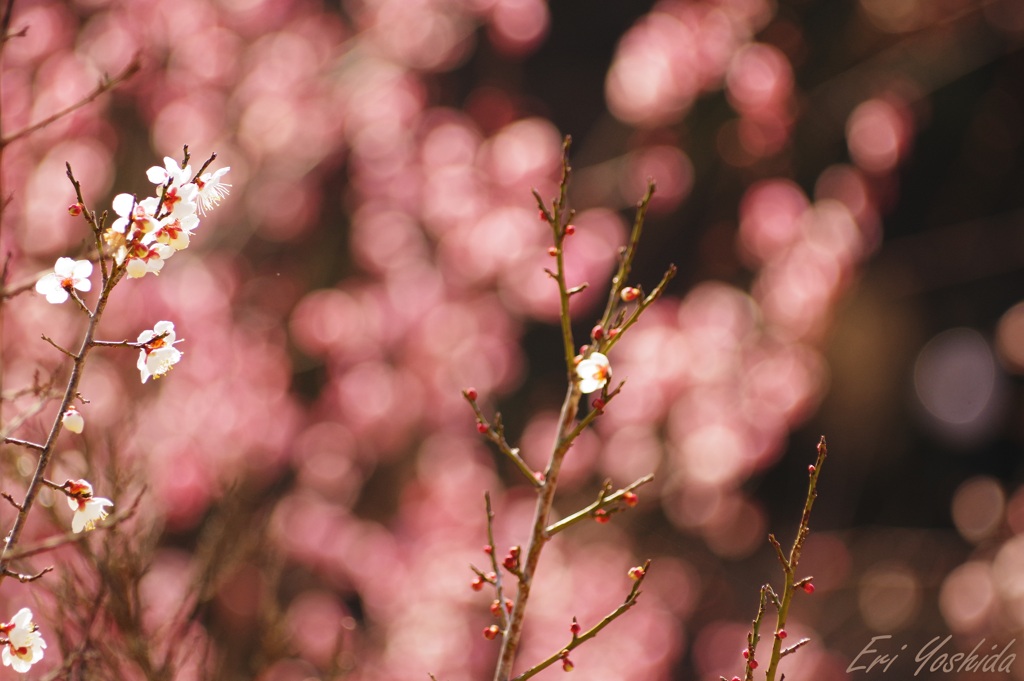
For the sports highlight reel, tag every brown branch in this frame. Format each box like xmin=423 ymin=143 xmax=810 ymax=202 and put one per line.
xmin=0 ymin=55 xmax=141 ymax=148
xmin=2 ymin=565 xmax=51 ymax=583
xmin=3 ymin=436 xmax=43 ymax=451
xmin=510 ymin=560 xmax=651 ymax=681
xmin=544 ymin=473 xmax=654 ymax=536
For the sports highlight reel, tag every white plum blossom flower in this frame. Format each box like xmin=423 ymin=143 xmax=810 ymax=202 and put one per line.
xmin=66 ymin=480 xmax=113 ymax=533
xmin=146 ymin=157 xmax=199 ymax=219
xmin=62 ymin=408 xmax=84 ymax=434
xmin=137 ymin=321 xmax=183 ymax=383
xmin=110 ymin=193 xmax=158 ymax=237
xmin=154 ymin=214 xmax=199 ymax=250
xmin=0 ymin=608 xmax=45 ymax=672
xmin=146 ymin=156 xmax=192 ymax=188
xmin=34 ymin=257 xmax=92 ymax=304
xmin=125 ymin=243 xmax=175 ymax=279
xmin=195 ymin=166 xmax=231 ymax=215
xmin=576 ymin=352 xmax=611 ymax=394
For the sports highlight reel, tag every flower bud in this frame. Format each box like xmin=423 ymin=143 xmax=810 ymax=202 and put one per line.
xmin=483 ymin=544 xmax=493 ymax=555
xmin=465 ymin=387 xmax=478 ymax=401
xmin=471 ymin=576 xmax=485 ymax=591
xmin=594 ymin=509 xmax=610 ymax=524
xmin=548 ymin=247 xmax=558 ymax=257
xmin=591 ymin=324 xmax=604 ymax=340
xmin=620 ymin=287 xmax=640 ymax=302
xmin=628 ymin=566 xmax=645 ymax=581
xmin=808 ymin=464 xmax=816 ymax=474
xmin=562 ymin=657 xmax=574 ymax=672
xmin=564 ymin=224 xmax=575 ymax=235
xmin=538 ymin=210 xmax=547 ymax=221
xmin=477 ymin=422 xmax=489 ymax=434
xmin=749 ymin=660 xmax=759 ymax=670
xmin=570 ymin=617 xmax=581 ymax=636
xmin=802 ymin=582 xmax=815 ymax=594
xmin=742 ymin=650 xmax=749 ymax=659
xmin=62 ymin=408 xmax=84 ymax=434
xmin=622 ymin=491 xmax=638 ymax=507
xmin=68 ymin=203 xmax=84 ymax=216
xmin=777 ymin=629 xmax=787 ymax=639
xmin=490 ymin=600 xmax=502 ymax=616
xmin=483 ymin=625 xmax=500 ymax=640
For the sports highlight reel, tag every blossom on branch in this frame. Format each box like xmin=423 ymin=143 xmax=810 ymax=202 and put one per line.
xmin=137 ymin=320 xmax=183 ymax=383
xmin=66 ymin=479 xmax=113 ymax=533
xmin=0 ymin=608 xmax=45 ymax=672
xmin=110 ymin=193 xmax=158 ymax=238
xmin=34 ymin=257 xmax=92 ymax=304
xmin=195 ymin=167 xmax=231 ymax=215
xmin=576 ymin=352 xmax=611 ymax=394
xmin=62 ymin=408 xmax=84 ymax=434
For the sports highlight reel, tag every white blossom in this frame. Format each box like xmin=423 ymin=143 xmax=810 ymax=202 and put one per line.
xmin=0 ymin=608 xmax=45 ymax=672
xmin=576 ymin=352 xmax=611 ymax=394
xmin=62 ymin=408 xmax=84 ymax=434
xmin=66 ymin=480 xmax=113 ymax=533
xmin=137 ymin=321 xmax=183 ymax=383
xmin=195 ymin=167 xmax=231 ymax=215
xmin=34 ymin=257 xmax=92 ymax=305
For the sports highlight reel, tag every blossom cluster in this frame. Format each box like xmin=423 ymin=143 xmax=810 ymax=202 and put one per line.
xmin=109 ymin=157 xmax=230 ymax=279
xmin=4 ymin=153 xmax=230 ymax=674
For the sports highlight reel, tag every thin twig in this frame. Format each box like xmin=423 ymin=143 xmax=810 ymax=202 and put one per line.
xmin=510 ymin=560 xmax=651 ymax=681
xmin=0 ymin=56 xmax=141 ymax=148
xmin=3 ymin=436 xmax=43 ymax=451
xmin=544 ymin=473 xmax=654 ymax=536
xmin=41 ymin=334 xmax=77 ymax=359
xmin=2 ymin=565 xmax=52 ymax=583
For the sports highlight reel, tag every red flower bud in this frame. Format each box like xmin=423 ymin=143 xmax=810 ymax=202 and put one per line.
xmin=477 ymin=422 xmax=489 ymax=434
xmin=483 ymin=625 xmax=500 ymax=640
xmin=607 ymin=328 xmax=619 ymax=339
xmin=68 ymin=203 xmax=83 ymax=216
xmin=483 ymin=544 xmax=493 ymax=555
xmin=471 ymin=576 xmax=485 ymax=591
xmin=808 ymin=464 xmax=816 ymax=474
xmin=591 ymin=398 xmax=605 ymax=411
xmin=777 ymin=629 xmax=787 ymax=639
xmin=534 ymin=471 xmax=546 ymax=484
xmin=742 ymin=650 xmax=749 ymax=659
xmin=548 ymin=246 xmax=559 ymax=257
xmin=562 ymin=657 xmax=574 ymax=672
xmin=565 ymin=224 xmax=575 ymax=235
xmin=538 ymin=210 xmax=547 ymax=221
xmin=620 ymin=287 xmax=640 ymax=302
xmin=628 ymin=566 xmax=645 ymax=581
xmin=465 ymin=387 xmax=478 ymax=401
xmin=622 ymin=491 xmax=638 ymax=507
xmin=749 ymin=660 xmax=759 ymax=670
xmin=490 ymin=600 xmax=502 ymax=616
xmin=802 ymin=582 xmax=815 ymax=594
xmin=570 ymin=617 xmax=581 ymax=635
xmin=594 ymin=509 xmax=610 ymax=524
xmin=591 ymin=324 xmax=604 ymax=340
xmin=505 ymin=598 xmax=514 ymax=613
